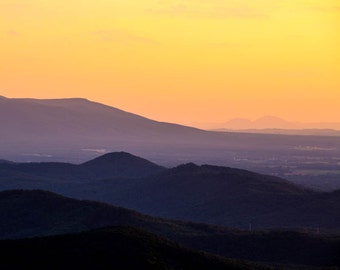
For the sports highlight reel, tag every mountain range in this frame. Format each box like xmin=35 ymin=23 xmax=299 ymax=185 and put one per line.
xmin=1 ymin=96 xmax=340 ymax=167
xmin=1 ymin=152 xmax=339 ymax=231
xmin=1 ymin=96 xmax=339 ymax=268
xmin=207 ymin=116 xmax=340 ymax=131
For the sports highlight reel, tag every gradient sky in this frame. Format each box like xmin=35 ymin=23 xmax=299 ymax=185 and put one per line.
xmin=1 ymin=0 xmax=339 ymax=126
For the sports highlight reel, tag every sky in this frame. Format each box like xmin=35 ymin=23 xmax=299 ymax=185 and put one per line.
xmin=1 ymin=0 xmax=339 ymax=127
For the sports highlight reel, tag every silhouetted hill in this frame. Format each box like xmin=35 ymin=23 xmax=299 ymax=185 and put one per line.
xmin=1 ymin=190 xmax=339 ymax=268
xmin=1 ymin=154 xmax=340 ymax=230
xmin=160 ymin=163 xmax=307 ymax=194
xmin=0 ymin=226 xmax=276 ymax=270
xmin=0 ymin=189 xmax=232 ymax=240
xmin=0 ymin=189 xmax=154 ymax=239
xmin=0 ymin=152 xmax=164 ymax=190
xmin=179 ymin=228 xmax=340 ymax=268
xmin=83 ymin=164 xmax=340 ymax=230
xmin=80 ymin=152 xmax=164 ymax=178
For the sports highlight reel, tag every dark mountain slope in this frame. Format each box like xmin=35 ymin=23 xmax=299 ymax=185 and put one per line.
xmin=1 ymin=190 xmax=339 ymax=268
xmin=178 ymin=228 xmax=340 ymax=268
xmin=0 ymin=153 xmax=339 ymax=230
xmin=155 ymin=163 xmax=308 ymax=194
xmin=85 ymin=164 xmax=340 ymax=230
xmin=0 ymin=226 xmax=275 ymax=270
xmin=0 ymin=189 xmax=150 ymax=239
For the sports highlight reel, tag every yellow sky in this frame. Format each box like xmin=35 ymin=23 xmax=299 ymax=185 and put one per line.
xmin=1 ymin=0 xmax=339 ymax=126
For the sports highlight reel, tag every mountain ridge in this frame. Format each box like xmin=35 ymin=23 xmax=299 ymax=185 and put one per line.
xmin=0 ymin=151 xmax=165 ymax=181
xmin=1 ymin=96 xmax=339 ymax=168
xmin=1 ymin=152 xmax=339 ymax=230
xmin=209 ymin=115 xmax=340 ymax=131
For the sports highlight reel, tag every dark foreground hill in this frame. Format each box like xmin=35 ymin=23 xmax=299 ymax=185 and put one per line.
xmin=0 ymin=226 xmax=274 ymax=270
xmin=0 ymin=189 xmax=187 ymax=240
xmin=1 ymin=190 xmax=339 ymax=269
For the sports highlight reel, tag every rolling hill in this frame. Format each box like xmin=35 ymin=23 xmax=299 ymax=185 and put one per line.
xmin=0 ymin=226 xmax=276 ymax=270
xmin=0 ymin=153 xmax=340 ymax=230
xmin=83 ymin=162 xmax=340 ymax=230
xmin=1 ymin=190 xmax=339 ymax=269
xmin=80 ymin=152 xmax=165 ymax=178
xmin=0 ymin=152 xmax=164 ymax=186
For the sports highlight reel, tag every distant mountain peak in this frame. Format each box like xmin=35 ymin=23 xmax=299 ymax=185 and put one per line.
xmin=256 ymin=115 xmax=288 ymax=121
xmin=222 ymin=115 xmax=298 ymax=129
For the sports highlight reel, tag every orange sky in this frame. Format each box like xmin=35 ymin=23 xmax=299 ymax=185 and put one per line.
xmin=1 ymin=0 xmax=339 ymax=127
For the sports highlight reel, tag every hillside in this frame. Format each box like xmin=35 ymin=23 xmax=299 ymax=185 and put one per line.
xmin=0 ymin=189 xmax=156 ymax=239
xmin=89 ymin=163 xmax=340 ymax=230
xmin=0 ymin=96 xmax=210 ymax=163
xmin=80 ymin=152 xmax=165 ymax=178
xmin=1 ymin=190 xmax=339 ymax=269
xmin=0 ymin=226 xmax=275 ymax=270
xmin=0 ymin=153 xmax=340 ymax=230
xmin=0 ymin=152 xmax=164 ymax=189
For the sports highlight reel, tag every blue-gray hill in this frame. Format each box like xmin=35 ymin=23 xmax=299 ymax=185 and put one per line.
xmin=1 ymin=189 xmax=339 ymax=269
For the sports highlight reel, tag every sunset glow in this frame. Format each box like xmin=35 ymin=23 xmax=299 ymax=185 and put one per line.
xmin=1 ymin=0 xmax=339 ymax=126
